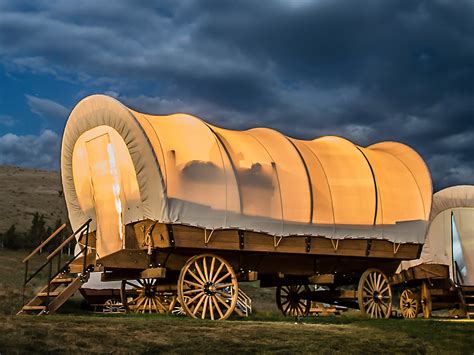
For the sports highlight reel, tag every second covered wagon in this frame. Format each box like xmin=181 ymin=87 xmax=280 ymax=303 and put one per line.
xmin=60 ymin=94 xmax=432 ymax=319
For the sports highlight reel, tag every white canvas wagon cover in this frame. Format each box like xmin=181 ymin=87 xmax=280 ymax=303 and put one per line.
xmin=399 ymin=185 xmax=474 ymax=284
xmin=62 ymin=95 xmax=432 ymax=257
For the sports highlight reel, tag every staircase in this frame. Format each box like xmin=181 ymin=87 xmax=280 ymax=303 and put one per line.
xmin=461 ymin=286 xmax=474 ymax=319
xmin=234 ymin=288 xmax=252 ymax=317
xmin=17 ymin=219 xmax=93 ymax=315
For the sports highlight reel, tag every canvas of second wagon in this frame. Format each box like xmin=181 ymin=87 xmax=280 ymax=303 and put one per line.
xmin=394 ymin=185 xmax=474 ymax=319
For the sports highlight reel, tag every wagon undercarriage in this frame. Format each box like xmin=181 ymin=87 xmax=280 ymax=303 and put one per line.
xmin=86 ymin=221 xmax=421 ymax=320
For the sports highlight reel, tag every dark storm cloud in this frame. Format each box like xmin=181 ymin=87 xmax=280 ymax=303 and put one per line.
xmin=0 ymin=0 xmax=473 ymax=189
xmin=26 ymin=95 xmax=69 ymax=119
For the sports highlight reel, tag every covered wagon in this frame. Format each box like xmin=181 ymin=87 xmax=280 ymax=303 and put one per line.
xmin=19 ymin=94 xmax=432 ymax=319
xmin=395 ymin=185 xmax=474 ymax=319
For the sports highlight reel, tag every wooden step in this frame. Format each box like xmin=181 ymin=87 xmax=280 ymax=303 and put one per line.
xmin=37 ymin=291 xmax=61 ymax=297
xmin=47 ymin=277 xmax=83 ymax=313
xmin=51 ymin=277 xmax=75 ymax=284
xmin=461 ymin=286 xmax=474 ymax=292
xmin=21 ymin=305 xmax=46 ymax=311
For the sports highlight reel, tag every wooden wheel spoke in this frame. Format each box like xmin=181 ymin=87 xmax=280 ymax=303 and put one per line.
xmin=363 ymin=286 xmax=373 ymax=296
xmin=209 ymin=257 xmax=216 ymax=281
xmin=375 ymin=273 xmax=381 ymax=291
xmin=202 ymin=257 xmax=209 ymax=282
xmin=214 ymin=282 xmax=234 ymax=290
xmin=208 ymin=296 xmax=215 ymax=320
xmin=201 ymin=295 xmax=209 ymax=319
xmin=211 ymin=262 xmax=225 ymax=283
xmin=184 ymin=279 xmax=203 ymax=289
xmin=194 ymin=261 xmax=207 ymax=283
xmin=215 ymin=293 xmax=231 ymax=310
xmin=214 ymin=272 xmax=231 ymax=285
xmin=188 ymin=269 xmax=205 ymax=285
xmin=212 ymin=295 xmax=224 ymax=319
xmin=187 ymin=291 xmax=205 ymax=305
xmin=192 ymin=294 xmax=207 ymax=316
xmin=183 ymin=289 xmax=203 ymax=295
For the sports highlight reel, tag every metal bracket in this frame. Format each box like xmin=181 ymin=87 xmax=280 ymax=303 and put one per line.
xmin=365 ymin=240 xmax=372 ymax=256
xmin=238 ymin=230 xmax=245 ymax=250
xmin=393 ymin=243 xmax=401 ymax=255
xmin=305 ymin=236 xmax=311 ymax=253
xmin=166 ymin=224 xmax=175 ymax=248
xmin=204 ymin=228 xmax=215 ymax=246
xmin=330 ymin=238 xmax=339 ymax=252
xmin=273 ymin=236 xmax=283 ymax=248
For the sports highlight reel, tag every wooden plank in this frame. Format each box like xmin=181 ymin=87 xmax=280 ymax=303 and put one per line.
xmin=48 ymin=277 xmax=83 ymax=313
xmin=140 ymin=267 xmax=166 ymax=279
xmin=167 ymin=224 xmax=421 ymax=260
xmin=413 ymin=264 xmax=449 ymax=280
xmin=308 ymin=274 xmax=334 ymax=284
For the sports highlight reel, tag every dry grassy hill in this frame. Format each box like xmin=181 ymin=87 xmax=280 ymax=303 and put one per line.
xmin=0 ymin=166 xmax=68 ymax=233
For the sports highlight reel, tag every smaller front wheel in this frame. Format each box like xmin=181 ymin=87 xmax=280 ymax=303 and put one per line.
xmin=120 ymin=279 xmax=177 ymax=314
xmin=276 ymin=285 xmax=311 ymax=317
xmin=400 ymin=289 xmax=419 ymax=319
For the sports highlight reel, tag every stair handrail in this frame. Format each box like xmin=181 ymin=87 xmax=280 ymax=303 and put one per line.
xmin=454 ymin=260 xmax=465 ymax=286
xmin=22 ymin=223 xmax=67 ymax=263
xmin=47 ymin=233 xmax=79 ymax=261
xmin=454 ymin=261 xmax=468 ymax=317
xmin=21 ymin=219 xmax=93 ymax=311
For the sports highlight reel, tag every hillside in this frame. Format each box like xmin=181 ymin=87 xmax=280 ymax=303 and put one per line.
xmin=0 ymin=166 xmax=68 ymax=233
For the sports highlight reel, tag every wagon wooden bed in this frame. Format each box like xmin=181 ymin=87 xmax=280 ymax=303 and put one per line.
xmin=19 ymin=95 xmax=433 ymax=319
xmin=393 ymin=185 xmax=474 ymax=319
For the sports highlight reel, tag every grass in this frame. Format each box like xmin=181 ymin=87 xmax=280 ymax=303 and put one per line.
xmin=1 ymin=250 xmax=473 ymax=354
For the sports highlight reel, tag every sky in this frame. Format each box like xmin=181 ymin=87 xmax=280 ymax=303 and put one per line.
xmin=0 ymin=0 xmax=473 ymax=191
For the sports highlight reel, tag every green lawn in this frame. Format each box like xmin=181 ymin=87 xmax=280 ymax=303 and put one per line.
xmin=1 ymin=250 xmax=473 ymax=354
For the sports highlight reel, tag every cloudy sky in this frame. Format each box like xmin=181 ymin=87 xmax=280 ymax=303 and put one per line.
xmin=0 ymin=0 xmax=473 ymax=190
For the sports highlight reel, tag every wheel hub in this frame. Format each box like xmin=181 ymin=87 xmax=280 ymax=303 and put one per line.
xmin=144 ymin=285 xmax=156 ymax=298
xmin=373 ymin=291 xmax=380 ymax=302
xmin=204 ymin=281 xmax=216 ymax=296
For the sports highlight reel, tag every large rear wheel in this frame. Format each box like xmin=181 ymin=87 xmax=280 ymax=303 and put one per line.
xmin=358 ymin=269 xmax=392 ymax=319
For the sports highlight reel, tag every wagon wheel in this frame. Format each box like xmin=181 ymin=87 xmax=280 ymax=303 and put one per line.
xmin=358 ymin=269 xmax=392 ymax=319
xmin=177 ymin=254 xmax=239 ymax=320
xmin=276 ymin=285 xmax=311 ymax=317
xmin=399 ymin=289 xmax=419 ymax=319
xmin=120 ymin=278 xmax=173 ymax=314
xmin=420 ymin=281 xmax=432 ymax=319
xmin=102 ymin=298 xmax=126 ymax=314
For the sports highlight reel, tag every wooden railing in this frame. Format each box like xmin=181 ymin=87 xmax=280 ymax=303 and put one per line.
xmin=21 ymin=219 xmax=93 ymax=308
